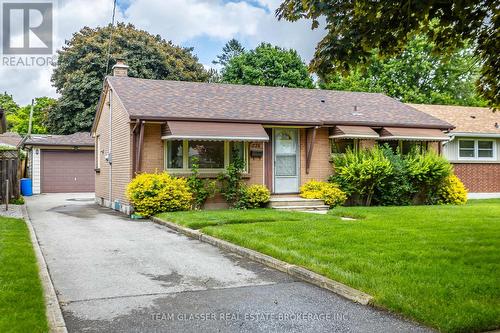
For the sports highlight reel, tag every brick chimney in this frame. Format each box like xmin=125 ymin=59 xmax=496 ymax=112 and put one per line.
xmin=112 ymin=58 xmax=129 ymax=77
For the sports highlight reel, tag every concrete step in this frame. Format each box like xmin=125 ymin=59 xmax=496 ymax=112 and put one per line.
xmin=269 ymin=197 xmax=325 ymax=208
xmin=272 ymin=204 xmax=330 ymax=212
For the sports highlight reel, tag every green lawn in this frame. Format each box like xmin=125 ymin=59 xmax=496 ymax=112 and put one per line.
xmin=0 ymin=217 xmax=48 ymax=333
xmin=158 ymin=199 xmax=500 ymax=333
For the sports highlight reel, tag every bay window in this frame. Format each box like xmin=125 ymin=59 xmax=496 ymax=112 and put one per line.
xmin=459 ymin=139 xmax=495 ymax=159
xmin=165 ymin=140 xmax=248 ymax=172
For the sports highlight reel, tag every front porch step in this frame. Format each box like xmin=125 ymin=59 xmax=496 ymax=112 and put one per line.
xmin=272 ymin=204 xmax=330 ymax=212
xmin=269 ymin=197 xmax=325 ymax=208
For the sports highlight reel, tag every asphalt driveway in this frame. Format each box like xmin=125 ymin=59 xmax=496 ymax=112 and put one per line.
xmin=26 ymin=193 xmax=431 ymax=333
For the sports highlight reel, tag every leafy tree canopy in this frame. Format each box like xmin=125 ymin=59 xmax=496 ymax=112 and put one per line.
xmin=0 ymin=92 xmax=19 ymax=116
xmin=7 ymin=97 xmax=56 ymax=135
xmin=320 ymin=36 xmax=487 ymax=106
xmin=277 ymin=0 xmax=498 ymax=107
xmin=213 ymin=38 xmax=245 ymax=67
xmin=50 ymin=23 xmax=208 ymax=134
xmin=222 ymin=43 xmax=314 ymax=88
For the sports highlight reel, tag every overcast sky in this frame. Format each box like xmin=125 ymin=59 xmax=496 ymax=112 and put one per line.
xmin=0 ymin=0 xmax=324 ymax=105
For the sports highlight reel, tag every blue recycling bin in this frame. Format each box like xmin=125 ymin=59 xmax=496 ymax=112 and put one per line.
xmin=20 ymin=178 xmax=33 ymax=196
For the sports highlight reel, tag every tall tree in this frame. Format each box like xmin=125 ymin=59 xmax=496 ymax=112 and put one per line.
xmin=321 ymin=36 xmax=486 ymax=106
xmin=277 ymin=0 xmax=498 ymax=107
xmin=0 ymin=92 xmax=19 ymax=116
xmin=212 ymin=39 xmax=245 ymax=67
xmin=50 ymin=23 xmax=208 ymax=134
xmin=222 ymin=43 xmax=314 ymax=88
xmin=7 ymin=97 xmax=56 ymax=135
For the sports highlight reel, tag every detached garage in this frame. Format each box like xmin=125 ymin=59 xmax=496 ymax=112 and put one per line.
xmin=23 ymin=132 xmax=95 ymax=194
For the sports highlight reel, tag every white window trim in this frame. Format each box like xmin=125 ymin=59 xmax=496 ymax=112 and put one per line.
xmin=164 ymin=140 xmax=249 ymax=173
xmin=458 ymin=139 xmax=496 ymax=161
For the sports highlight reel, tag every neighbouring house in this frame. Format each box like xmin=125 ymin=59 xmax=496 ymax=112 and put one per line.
xmin=0 ymin=132 xmax=22 ymax=149
xmin=92 ymin=60 xmax=453 ymax=214
xmin=22 ymin=132 xmax=95 ymax=194
xmin=410 ymin=104 xmax=500 ymax=198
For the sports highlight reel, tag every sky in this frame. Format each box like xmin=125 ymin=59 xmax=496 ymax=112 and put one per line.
xmin=0 ymin=0 xmax=325 ymax=105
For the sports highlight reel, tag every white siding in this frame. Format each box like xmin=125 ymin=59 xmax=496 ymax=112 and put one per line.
xmin=32 ymin=148 xmax=41 ymax=194
xmin=442 ymin=137 xmax=500 ymax=162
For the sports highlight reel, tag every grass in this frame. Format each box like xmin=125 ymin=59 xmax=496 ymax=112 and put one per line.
xmin=0 ymin=217 xmax=48 ymax=333
xmin=158 ymin=199 xmax=500 ymax=333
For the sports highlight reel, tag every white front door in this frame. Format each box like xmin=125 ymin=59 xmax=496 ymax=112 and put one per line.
xmin=273 ymin=128 xmax=299 ymax=193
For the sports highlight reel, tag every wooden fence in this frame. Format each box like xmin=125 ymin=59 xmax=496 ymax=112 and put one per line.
xmin=0 ymin=150 xmax=20 ymax=201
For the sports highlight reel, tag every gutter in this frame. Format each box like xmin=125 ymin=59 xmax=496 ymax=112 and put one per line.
xmin=448 ymin=132 xmax=500 ymax=139
xmin=128 ymin=115 xmax=452 ymax=131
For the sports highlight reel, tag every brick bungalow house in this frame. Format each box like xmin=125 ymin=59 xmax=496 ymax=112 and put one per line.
xmin=92 ymin=60 xmax=452 ymax=214
xmin=410 ymin=104 xmax=500 ymax=198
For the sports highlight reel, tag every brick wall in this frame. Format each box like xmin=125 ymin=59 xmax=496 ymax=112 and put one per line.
xmin=359 ymin=139 xmax=375 ymax=150
xmin=453 ymin=163 xmax=500 ymax=193
xmin=300 ymin=128 xmax=332 ymax=184
xmin=140 ymin=123 xmax=164 ymax=173
xmin=247 ymin=142 xmax=264 ymax=186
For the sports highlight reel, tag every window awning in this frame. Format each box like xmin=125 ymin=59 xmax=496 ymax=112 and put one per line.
xmin=329 ymin=125 xmax=379 ymax=139
xmin=380 ymin=127 xmax=450 ymax=141
xmin=162 ymin=121 xmax=269 ymax=141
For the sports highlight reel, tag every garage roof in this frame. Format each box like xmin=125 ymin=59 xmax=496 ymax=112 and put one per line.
xmin=24 ymin=132 xmax=94 ymax=147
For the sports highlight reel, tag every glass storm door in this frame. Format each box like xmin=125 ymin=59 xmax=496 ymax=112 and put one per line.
xmin=273 ymin=128 xmax=299 ymax=193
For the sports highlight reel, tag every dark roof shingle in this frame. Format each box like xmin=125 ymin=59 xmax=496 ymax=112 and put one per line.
xmin=24 ymin=132 xmax=93 ymax=147
xmin=107 ymin=77 xmax=452 ymax=129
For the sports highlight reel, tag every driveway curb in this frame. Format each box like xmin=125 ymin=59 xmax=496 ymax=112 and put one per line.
xmin=151 ymin=217 xmax=373 ymax=305
xmin=22 ymin=205 xmax=68 ymax=333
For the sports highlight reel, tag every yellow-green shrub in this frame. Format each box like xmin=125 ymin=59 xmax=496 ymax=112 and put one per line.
xmin=436 ymin=174 xmax=468 ymax=205
xmin=239 ymin=184 xmax=271 ymax=208
xmin=300 ymin=180 xmax=347 ymax=208
xmin=126 ymin=172 xmax=192 ymax=216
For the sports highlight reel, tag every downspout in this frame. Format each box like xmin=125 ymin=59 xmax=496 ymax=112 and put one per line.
xmin=108 ymin=89 xmax=113 ymax=208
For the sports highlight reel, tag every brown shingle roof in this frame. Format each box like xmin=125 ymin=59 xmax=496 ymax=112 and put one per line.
xmin=408 ymin=104 xmax=500 ymax=135
xmin=107 ymin=77 xmax=452 ymax=129
xmin=24 ymin=132 xmax=94 ymax=147
xmin=0 ymin=132 xmax=22 ymax=147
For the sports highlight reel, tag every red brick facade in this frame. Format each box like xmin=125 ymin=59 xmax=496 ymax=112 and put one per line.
xmin=453 ymin=163 xmax=500 ymax=193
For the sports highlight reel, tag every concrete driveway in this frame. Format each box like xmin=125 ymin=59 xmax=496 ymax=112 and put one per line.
xmin=27 ymin=193 xmax=431 ymax=333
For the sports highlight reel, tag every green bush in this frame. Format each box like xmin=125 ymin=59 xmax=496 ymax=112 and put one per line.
xmin=405 ymin=151 xmax=452 ymax=204
xmin=331 ymin=146 xmax=453 ymax=206
xmin=9 ymin=196 xmax=25 ymax=205
xmin=300 ymin=180 xmax=347 ymax=208
xmin=187 ymin=157 xmax=216 ymax=209
xmin=435 ymin=174 xmax=468 ymax=205
xmin=331 ymin=147 xmax=392 ymax=206
xmin=373 ymin=146 xmax=417 ymax=206
xmin=238 ymin=184 xmax=271 ymax=209
xmin=126 ymin=172 xmax=192 ymax=217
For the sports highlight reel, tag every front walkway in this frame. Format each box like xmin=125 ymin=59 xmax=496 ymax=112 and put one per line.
xmin=26 ymin=193 xmax=431 ymax=333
